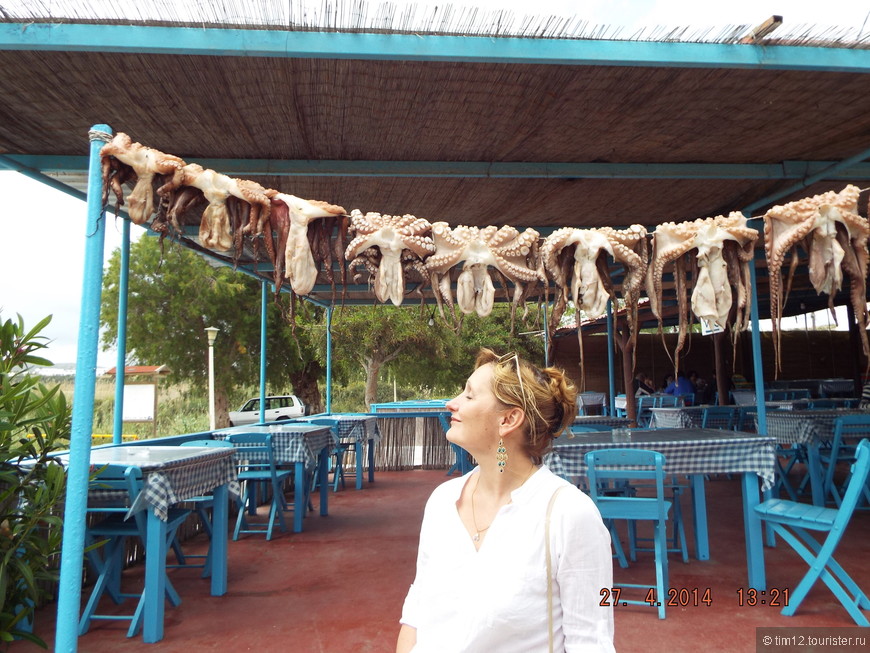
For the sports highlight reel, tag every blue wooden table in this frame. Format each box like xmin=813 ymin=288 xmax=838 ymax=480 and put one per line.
xmin=546 ymin=428 xmax=775 ymax=589
xmin=81 ymin=445 xmax=236 ymax=643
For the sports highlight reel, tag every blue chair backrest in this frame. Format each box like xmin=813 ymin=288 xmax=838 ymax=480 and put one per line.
xmin=88 ymin=464 xmax=146 ymax=531
xmin=226 ymin=432 xmax=278 ymax=474
xmin=702 ymin=406 xmax=734 ymax=430
xmin=584 ymin=449 xmax=667 ymax=521
xmin=655 ymin=395 xmax=679 ymax=408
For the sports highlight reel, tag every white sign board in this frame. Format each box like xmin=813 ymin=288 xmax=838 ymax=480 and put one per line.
xmin=122 ymin=383 xmax=156 ymax=421
xmin=699 ymin=318 xmax=725 ymax=336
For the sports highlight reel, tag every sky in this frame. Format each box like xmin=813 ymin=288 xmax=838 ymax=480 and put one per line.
xmin=0 ymin=0 xmax=866 ymax=368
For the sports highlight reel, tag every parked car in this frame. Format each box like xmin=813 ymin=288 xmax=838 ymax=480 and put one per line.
xmin=228 ymin=395 xmax=307 ymax=426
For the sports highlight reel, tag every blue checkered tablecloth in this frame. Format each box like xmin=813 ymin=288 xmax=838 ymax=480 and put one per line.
xmin=762 ymin=409 xmax=869 ymax=445
xmin=572 ymin=416 xmax=630 ymax=429
xmin=545 ymin=428 xmax=776 ymax=491
xmin=86 ymin=446 xmax=239 ymax=521
xmin=213 ymin=424 xmax=336 ymax=469
xmin=330 ymin=415 xmax=382 ymax=445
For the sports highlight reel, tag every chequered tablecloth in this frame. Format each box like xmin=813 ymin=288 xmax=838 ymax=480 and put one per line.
xmin=762 ymin=409 xmax=869 ymax=445
xmin=213 ymin=425 xmax=336 ymax=469
xmin=330 ymin=415 xmax=382 ymax=445
xmin=88 ymin=447 xmax=239 ymax=521
xmin=545 ymin=428 xmax=776 ymax=491
xmin=572 ymin=416 xmax=630 ymax=429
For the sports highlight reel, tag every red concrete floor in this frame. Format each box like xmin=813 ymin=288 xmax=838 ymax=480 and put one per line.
xmin=11 ymin=470 xmax=869 ymax=652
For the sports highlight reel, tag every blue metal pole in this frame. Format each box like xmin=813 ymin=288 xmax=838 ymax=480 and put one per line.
xmin=326 ymin=306 xmax=333 ymax=413
xmin=542 ymin=302 xmax=549 ymax=368
xmin=112 ymin=218 xmax=130 ymax=443
xmin=55 ymin=124 xmax=112 ymax=653
xmin=259 ymin=281 xmax=267 ymax=424
xmin=606 ymin=301 xmax=616 ymax=417
xmin=745 ymin=220 xmax=767 ymax=436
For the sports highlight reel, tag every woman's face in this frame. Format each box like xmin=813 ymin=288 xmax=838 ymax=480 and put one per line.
xmin=445 ymin=363 xmax=504 ymax=450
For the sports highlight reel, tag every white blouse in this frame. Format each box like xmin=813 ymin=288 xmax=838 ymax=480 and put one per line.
xmin=401 ymin=465 xmax=615 ymax=652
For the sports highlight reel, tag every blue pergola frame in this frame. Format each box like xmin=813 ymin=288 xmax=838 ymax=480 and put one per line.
xmin=4 ymin=22 xmax=869 ymax=651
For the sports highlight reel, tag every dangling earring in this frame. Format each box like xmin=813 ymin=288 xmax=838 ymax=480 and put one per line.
xmin=496 ymin=437 xmax=507 ymax=473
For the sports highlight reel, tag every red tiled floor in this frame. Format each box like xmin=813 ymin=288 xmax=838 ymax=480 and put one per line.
xmin=12 ymin=470 xmax=869 ymax=652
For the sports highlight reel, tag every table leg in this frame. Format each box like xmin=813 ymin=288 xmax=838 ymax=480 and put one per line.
xmin=355 ymin=440 xmax=364 ymax=490
xmin=210 ymin=483 xmax=228 ymax=596
xmin=806 ymin=442 xmax=825 ymax=506
xmin=689 ymin=474 xmax=709 ymax=560
xmin=319 ymin=446 xmax=329 ymax=516
xmin=367 ymin=437 xmax=375 ymax=483
xmin=293 ymin=462 xmax=305 ymax=533
xmin=741 ymin=471 xmax=766 ymax=590
xmin=143 ymin=511 xmax=167 ymax=643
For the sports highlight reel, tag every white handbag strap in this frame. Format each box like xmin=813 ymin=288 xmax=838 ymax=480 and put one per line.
xmin=546 ymin=486 xmax=567 ymax=653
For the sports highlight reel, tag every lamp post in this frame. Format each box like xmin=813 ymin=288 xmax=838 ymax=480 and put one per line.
xmin=205 ymin=326 xmax=219 ymax=430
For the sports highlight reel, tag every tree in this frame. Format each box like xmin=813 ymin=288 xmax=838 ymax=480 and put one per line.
xmin=100 ymin=237 xmax=325 ymax=425
xmin=330 ymin=302 xmax=546 ymax=408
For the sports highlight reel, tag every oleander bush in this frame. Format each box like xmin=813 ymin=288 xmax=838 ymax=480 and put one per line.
xmin=0 ymin=315 xmax=71 ymax=648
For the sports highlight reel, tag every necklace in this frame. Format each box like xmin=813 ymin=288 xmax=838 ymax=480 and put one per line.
xmin=470 ymin=465 xmax=536 ymax=543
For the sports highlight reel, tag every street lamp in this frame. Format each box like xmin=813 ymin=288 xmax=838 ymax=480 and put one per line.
xmin=205 ymin=326 xmax=219 ymax=430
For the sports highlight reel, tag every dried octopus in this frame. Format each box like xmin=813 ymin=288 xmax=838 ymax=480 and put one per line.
xmin=267 ymin=191 xmax=347 ymax=297
xmin=425 ymin=223 xmax=541 ymax=329
xmin=100 ymin=132 xmax=185 ymax=225
xmin=763 ymin=185 xmax=870 ymax=376
xmin=541 ymin=225 xmax=648 ymax=389
xmin=344 ymin=211 xmax=436 ymax=306
xmin=646 ymin=213 xmax=758 ymax=375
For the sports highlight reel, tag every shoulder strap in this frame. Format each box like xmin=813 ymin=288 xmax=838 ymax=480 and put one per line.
xmin=546 ymin=485 xmax=567 ymax=653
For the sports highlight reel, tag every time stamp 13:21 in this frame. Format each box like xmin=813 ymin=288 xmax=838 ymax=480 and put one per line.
xmin=599 ymin=587 xmax=790 ymax=607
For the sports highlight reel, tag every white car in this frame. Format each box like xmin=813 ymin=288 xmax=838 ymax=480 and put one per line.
xmin=228 ymin=395 xmax=307 ymax=426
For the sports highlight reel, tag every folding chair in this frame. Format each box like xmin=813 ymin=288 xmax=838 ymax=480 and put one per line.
xmin=754 ymin=439 xmax=870 ymax=626
xmin=80 ymin=465 xmax=191 ymax=637
xmin=227 ymin=432 xmax=295 ymax=540
xmin=636 ymin=395 xmax=657 ymax=428
xmin=821 ymin=415 xmax=870 ymax=507
xmin=701 ymin=406 xmax=734 ymax=430
xmin=305 ymin=418 xmax=345 ymax=490
xmin=585 ymin=448 xmax=674 ymax=619
xmin=168 ymin=439 xmax=234 ymax=576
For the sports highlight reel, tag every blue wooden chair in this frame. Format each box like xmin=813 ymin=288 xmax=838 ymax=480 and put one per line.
xmin=636 ymin=395 xmax=657 ymax=428
xmin=821 ymin=415 xmax=870 ymax=507
xmin=80 ymin=464 xmax=191 ymax=637
xmin=585 ymin=448 xmax=673 ymax=619
xmin=227 ymin=432 xmax=294 ymax=540
xmin=305 ymin=418 xmax=346 ymax=490
xmin=754 ymin=439 xmax=870 ymax=626
xmin=168 ymin=439 xmax=234 ymax=576
xmin=701 ymin=406 xmax=734 ymax=430
xmin=808 ymin=398 xmax=838 ymax=410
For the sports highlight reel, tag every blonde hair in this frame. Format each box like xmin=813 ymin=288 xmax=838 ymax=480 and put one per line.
xmin=475 ymin=348 xmax=577 ymax=464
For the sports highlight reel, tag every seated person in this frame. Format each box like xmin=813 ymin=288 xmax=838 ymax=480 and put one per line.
xmin=664 ymin=372 xmax=694 ymax=399
xmin=632 ymin=372 xmax=655 ymax=396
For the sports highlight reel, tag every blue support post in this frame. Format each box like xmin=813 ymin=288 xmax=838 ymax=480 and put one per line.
xmin=55 ymin=124 xmax=112 ymax=653
xmin=326 ymin=306 xmax=333 ymax=413
xmin=259 ymin=281 xmax=268 ymax=424
xmin=606 ymin=301 xmax=616 ymax=416
xmin=542 ymin=302 xmax=550 ymax=368
xmin=745 ymin=220 xmax=767 ymax=436
xmin=112 ymin=218 xmax=130 ymax=443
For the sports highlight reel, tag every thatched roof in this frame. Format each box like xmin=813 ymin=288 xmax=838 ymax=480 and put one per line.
xmin=1 ymin=2 xmax=869 ymax=318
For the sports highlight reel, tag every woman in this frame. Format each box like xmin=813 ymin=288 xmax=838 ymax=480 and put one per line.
xmin=397 ymin=349 xmax=614 ymax=652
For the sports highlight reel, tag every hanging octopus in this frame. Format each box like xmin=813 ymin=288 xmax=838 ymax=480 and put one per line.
xmin=425 ymin=223 xmax=541 ymax=328
xmin=645 ymin=213 xmax=758 ymax=375
xmin=541 ymin=225 xmax=648 ymax=389
xmin=763 ymin=185 xmax=870 ymax=376
xmin=344 ymin=211 xmax=436 ymax=306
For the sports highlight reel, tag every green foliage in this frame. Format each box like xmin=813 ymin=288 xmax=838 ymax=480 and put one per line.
xmin=0 ymin=315 xmax=71 ymax=648
xmin=99 ymin=236 xmax=325 ymax=419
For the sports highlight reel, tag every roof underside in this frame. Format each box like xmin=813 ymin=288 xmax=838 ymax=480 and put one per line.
xmin=2 ymin=8 xmax=870 ymax=322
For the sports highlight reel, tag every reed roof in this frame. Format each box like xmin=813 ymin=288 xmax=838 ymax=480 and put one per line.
xmin=1 ymin=2 xmax=869 ymax=317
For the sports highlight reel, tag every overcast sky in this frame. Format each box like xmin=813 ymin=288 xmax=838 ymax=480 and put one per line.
xmin=1 ymin=0 xmax=866 ymax=368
